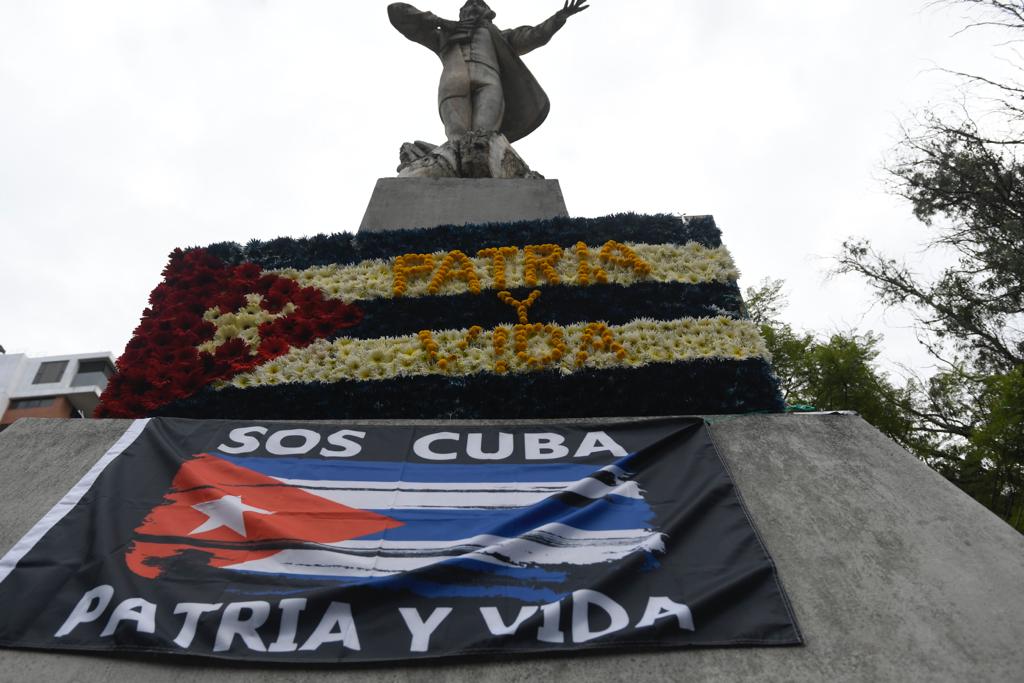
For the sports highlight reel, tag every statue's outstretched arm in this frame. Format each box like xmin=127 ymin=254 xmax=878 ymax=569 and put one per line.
xmin=387 ymin=2 xmax=450 ymax=52
xmin=502 ymin=0 xmax=589 ymax=56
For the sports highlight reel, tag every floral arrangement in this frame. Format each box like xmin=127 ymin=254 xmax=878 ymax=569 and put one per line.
xmin=270 ymin=240 xmax=738 ymax=303
xmin=205 ymin=213 xmax=724 ymax=268
xmin=219 ymin=316 xmax=768 ymax=388
xmin=97 ymin=214 xmax=784 ymax=419
xmin=95 ymin=249 xmax=362 ymax=417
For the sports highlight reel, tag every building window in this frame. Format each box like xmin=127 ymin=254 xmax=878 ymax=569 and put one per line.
xmin=71 ymin=359 xmax=114 ymax=390
xmin=32 ymin=361 xmax=68 ymax=385
xmin=9 ymin=397 xmax=55 ymax=410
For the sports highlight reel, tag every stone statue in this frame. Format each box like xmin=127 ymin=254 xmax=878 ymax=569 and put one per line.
xmin=388 ymin=0 xmax=590 ymax=179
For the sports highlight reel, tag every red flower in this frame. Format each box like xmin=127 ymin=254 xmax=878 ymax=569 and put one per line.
xmin=257 ymin=337 xmax=291 ymax=361
xmin=213 ymin=292 xmax=246 ymax=314
xmin=178 ymin=370 xmax=209 ymax=395
xmin=96 ymin=248 xmax=363 ymax=417
xmin=262 ymin=293 xmax=289 ymax=314
xmin=313 ymin=317 xmax=338 ymax=337
xmin=289 ymin=321 xmax=317 ymax=346
xmin=292 ymin=288 xmax=321 ymax=308
xmin=269 ymin=317 xmax=299 ymax=337
xmin=175 ymin=347 xmax=199 ymax=364
xmin=236 ymin=263 xmax=261 ymax=281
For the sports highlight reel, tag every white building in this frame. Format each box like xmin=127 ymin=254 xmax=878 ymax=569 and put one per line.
xmin=0 ymin=349 xmax=115 ymax=430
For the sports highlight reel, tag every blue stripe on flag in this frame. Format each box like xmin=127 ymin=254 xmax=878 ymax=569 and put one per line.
xmin=213 ymin=454 xmax=609 ymax=484
xmin=230 ymin=569 xmax=567 ymax=601
xmin=356 ymin=496 xmax=654 ymax=541
xmin=232 ymin=556 xmax=569 ymax=600
xmin=206 ymin=450 xmax=660 ymax=601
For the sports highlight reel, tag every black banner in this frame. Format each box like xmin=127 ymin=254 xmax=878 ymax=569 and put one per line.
xmin=0 ymin=418 xmax=801 ymax=663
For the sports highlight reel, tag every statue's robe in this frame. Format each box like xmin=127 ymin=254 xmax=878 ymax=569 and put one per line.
xmin=388 ymin=3 xmax=567 ymax=143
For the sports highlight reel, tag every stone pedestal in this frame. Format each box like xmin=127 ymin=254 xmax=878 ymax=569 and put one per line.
xmin=3 ymin=415 xmax=1024 ymax=680
xmin=358 ymin=178 xmax=569 ymax=233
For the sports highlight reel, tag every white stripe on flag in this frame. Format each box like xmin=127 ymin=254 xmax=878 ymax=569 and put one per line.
xmin=280 ymin=476 xmax=644 ymax=510
xmin=222 ymin=523 xmax=666 ymax=578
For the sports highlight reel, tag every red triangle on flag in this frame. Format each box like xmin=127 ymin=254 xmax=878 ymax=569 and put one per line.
xmin=126 ymin=454 xmax=402 ymax=579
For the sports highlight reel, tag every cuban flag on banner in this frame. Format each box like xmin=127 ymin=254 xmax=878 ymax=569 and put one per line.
xmin=126 ymin=452 xmax=665 ymax=602
xmin=0 ymin=418 xmax=803 ymax=663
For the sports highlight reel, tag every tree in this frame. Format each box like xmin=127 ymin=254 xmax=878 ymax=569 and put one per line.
xmin=836 ymin=0 xmax=1024 ymax=530
xmin=745 ymin=280 xmax=925 ymax=452
xmin=743 ymin=279 xmax=815 ymax=405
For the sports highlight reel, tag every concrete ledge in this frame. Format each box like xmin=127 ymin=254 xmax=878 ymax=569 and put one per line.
xmin=1 ymin=415 xmax=1023 ymax=681
xmin=358 ymin=178 xmax=569 ymax=233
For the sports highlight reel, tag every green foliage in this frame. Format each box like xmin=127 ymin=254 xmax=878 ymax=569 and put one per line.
xmin=839 ymin=124 xmax=1024 ymax=373
xmin=757 ymin=322 xmax=814 ymax=404
xmin=745 ymin=280 xmax=924 ymax=453
xmin=974 ymin=367 xmax=1024 ymax=459
xmin=834 ymin=0 xmax=1024 ymax=531
xmin=745 ymin=279 xmax=815 ymax=404
xmin=803 ymin=334 xmax=915 ymax=442
xmin=964 ymin=366 xmax=1024 ymax=527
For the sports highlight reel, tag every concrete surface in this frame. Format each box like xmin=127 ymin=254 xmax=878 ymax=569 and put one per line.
xmin=1 ymin=414 xmax=1022 ymax=682
xmin=358 ymin=178 xmax=568 ymax=232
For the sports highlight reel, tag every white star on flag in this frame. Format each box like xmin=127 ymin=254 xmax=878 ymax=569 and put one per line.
xmin=189 ymin=495 xmax=274 ymax=537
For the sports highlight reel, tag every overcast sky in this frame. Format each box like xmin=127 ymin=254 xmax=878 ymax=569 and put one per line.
xmin=0 ymin=0 xmax=1014 ymax=380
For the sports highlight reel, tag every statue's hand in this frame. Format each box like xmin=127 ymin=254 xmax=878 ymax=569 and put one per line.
xmin=560 ymin=0 xmax=590 ymax=17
